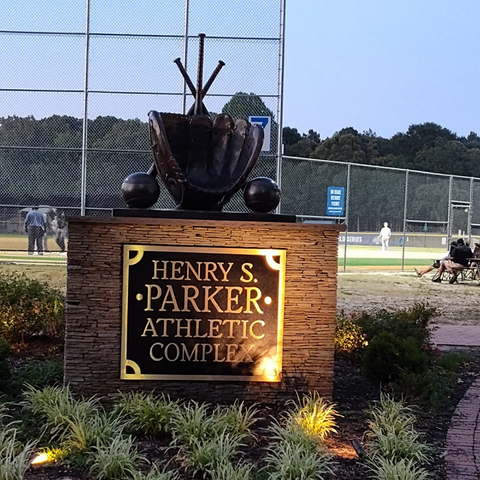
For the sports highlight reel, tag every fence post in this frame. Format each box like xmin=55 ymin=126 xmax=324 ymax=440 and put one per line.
xmin=468 ymin=176 xmax=474 ymax=243
xmin=447 ymin=176 xmax=453 ymax=242
xmin=181 ymin=0 xmax=190 ymax=115
xmin=401 ymin=169 xmax=409 ymax=271
xmin=275 ymin=0 xmax=286 ymax=214
xmin=343 ymin=162 xmax=351 ymax=272
xmin=80 ymin=0 xmax=91 ymax=216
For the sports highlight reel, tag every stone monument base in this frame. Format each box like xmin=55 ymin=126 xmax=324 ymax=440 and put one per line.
xmin=65 ymin=212 xmax=344 ymax=404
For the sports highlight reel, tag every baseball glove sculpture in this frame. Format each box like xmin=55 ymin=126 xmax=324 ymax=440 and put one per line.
xmin=122 ymin=34 xmax=280 ymax=213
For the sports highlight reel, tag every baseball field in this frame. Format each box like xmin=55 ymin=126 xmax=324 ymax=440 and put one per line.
xmin=0 ymin=234 xmax=443 ymax=269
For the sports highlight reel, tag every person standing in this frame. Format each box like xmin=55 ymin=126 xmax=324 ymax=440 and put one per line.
xmin=24 ymin=206 xmax=47 ymax=255
xmin=379 ymin=222 xmax=391 ymax=251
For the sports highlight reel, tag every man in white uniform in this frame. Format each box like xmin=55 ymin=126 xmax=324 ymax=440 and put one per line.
xmin=380 ymin=222 xmax=391 ymax=252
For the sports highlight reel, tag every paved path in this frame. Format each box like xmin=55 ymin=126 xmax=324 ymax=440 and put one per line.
xmin=432 ymin=325 xmax=480 ymax=347
xmin=432 ymin=324 xmax=480 ymax=480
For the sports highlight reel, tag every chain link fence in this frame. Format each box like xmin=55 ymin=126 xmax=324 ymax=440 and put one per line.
xmin=282 ymin=155 xmax=480 ymax=270
xmin=0 ymin=0 xmax=285 ymax=251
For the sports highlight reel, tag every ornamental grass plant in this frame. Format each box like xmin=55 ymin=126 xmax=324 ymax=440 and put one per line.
xmin=366 ymin=425 xmax=431 ymax=464
xmin=22 ymin=385 xmax=99 ymax=427
xmin=208 ymin=460 xmax=254 ymax=480
xmin=0 ymin=414 xmax=18 ymax=452
xmin=263 ymin=441 xmax=334 ymax=480
xmin=267 ymin=418 xmax=319 ymax=454
xmin=365 ymin=394 xmax=431 ymax=479
xmin=52 ymin=409 xmax=128 ymax=453
xmin=367 ymin=394 xmax=417 ymax=436
xmin=179 ymin=429 xmax=246 ymax=478
xmin=170 ymin=401 xmax=217 ymax=448
xmin=113 ymin=391 xmax=179 ymax=436
xmin=23 ymin=385 xmax=130 ymax=457
xmin=212 ymin=400 xmax=261 ymax=438
xmin=131 ymin=463 xmax=181 ymax=480
xmin=86 ymin=435 xmax=147 ymax=480
xmin=367 ymin=457 xmax=432 ymax=480
xmin=0 ymin=431 xmax=37 ymax=480
xmin=0 ymin=402 xmax=37 ymax=480
xmin=286 ymin=391 xmax=340 ymax=441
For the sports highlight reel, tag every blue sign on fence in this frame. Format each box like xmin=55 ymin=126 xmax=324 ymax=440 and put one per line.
xmin=326 ymin=187 xmax=345 ymax=216
xmin=248 ymin=116 xmax=271 ymax=152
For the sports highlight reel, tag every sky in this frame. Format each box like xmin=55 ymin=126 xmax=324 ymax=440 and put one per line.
xmin=1 ymin=0 xmax=479 ymax=141
xmin=284 ymin=0 xmax=480 ymax=139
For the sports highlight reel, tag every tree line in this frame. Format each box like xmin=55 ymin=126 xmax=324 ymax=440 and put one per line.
xmin=1 ymin=105 xmax=479 ymax=233
xmin=283 ymin=123 xmax=480 ymax=178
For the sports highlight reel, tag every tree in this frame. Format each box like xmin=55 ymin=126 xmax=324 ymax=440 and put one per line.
xmin=412 ymin=138 xmax=469 ymax=175
xmin=282 ymin=128 xmax=321 ymax=158
xmin=388 ymin=122 xmax=456 ymax=160
xmin=282 ymin=127 xmax=301 ymax=146
xmin=222 ymin=92 xmax=275 ymax=120
xmin=311 ymin=128 xmax=367 ymax=163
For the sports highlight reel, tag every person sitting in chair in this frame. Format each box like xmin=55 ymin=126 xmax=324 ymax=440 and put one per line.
xmin=471 ymin=243 xmax=480 ymax=261
xmin=432 ymin=238 xmax=472 ymax=284
xmin=415 ymin=241 xmax=457 ymax=278
xmin=469 ymin=243 xmax=480 ymax=279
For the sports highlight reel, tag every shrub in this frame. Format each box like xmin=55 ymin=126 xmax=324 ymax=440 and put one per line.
xmin=0 ymin=342 xmax=8 ymax=359
xmin=362 ymin=332 xmax=428 ymax=385
xmin=355 ymin=302 xmax=437 ymax=348
xmin=436 ymin=351 xmax=469 ymax=372
xmin=11 ymin=359 xmax=63 ymax=393
xmin=0 ymin=341 xmax=11 ymax=390
xmin=0 ymin=272 xmax=65 ymax=344
xmin=395 ymin=355 xmax=468 ymax=409
xmin=335 ymin=313 xmax=368 ymax=356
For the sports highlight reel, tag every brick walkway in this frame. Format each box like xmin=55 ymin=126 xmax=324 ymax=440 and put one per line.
xmin=432 ymin=325 xmax=480 ymax=347
xmin=432 ymin=324 xmax=480 ymax=480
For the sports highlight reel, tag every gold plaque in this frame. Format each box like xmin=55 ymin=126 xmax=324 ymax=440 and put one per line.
xmin=121 ymin=245 xmax=286 ymax=382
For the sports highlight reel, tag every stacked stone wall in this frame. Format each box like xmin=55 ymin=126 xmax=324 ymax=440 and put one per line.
xmin=65 ymin=216 xmax=343 ymax=403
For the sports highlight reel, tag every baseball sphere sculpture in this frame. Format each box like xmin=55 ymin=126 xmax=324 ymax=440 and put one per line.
xmin=121 ymin=172 xmax=160 ymax=209
xmin=244 ymin=177 xmax=281 ymax=213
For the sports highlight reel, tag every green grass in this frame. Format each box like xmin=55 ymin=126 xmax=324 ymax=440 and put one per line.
xmin=338 ymin=258 xmax=432 ymax=267
xmin=0 ymin=255 xmax=66 ymax=262
xmin=0 ymin=253 xmax=432 ymax=270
